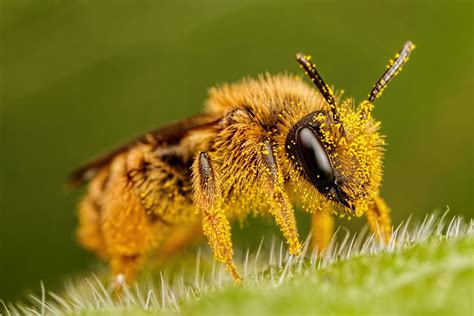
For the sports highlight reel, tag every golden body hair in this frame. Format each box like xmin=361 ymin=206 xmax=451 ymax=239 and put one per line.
xmin=71 ymin=42 xmax=415 ymax=283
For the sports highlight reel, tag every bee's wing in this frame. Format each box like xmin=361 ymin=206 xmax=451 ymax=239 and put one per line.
xmin=67 ymin=114 xmax=220 ymax=187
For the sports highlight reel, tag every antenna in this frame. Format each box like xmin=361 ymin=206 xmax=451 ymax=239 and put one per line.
xmin=296 ymin=53 xmax=341 ymax=125
xmin=367 ymin=41 xmax=416 ymax=103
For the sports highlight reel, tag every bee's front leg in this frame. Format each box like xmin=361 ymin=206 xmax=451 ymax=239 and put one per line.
xmin=310 ymin=211 xmax=334 ymax=253
xmin=366 ymin=195 xmax=392 ymax=244
xmin=260 ymin=140 xmax=302 ymax=256
xmin=192 ymin=152 xmax=241 ymax=283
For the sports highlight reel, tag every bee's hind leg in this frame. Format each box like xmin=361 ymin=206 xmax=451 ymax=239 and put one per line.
xmin=192 ymin=152 xmax=241 ymax=283
xmin=366 ymin=196 xmax=392 ymax=244
xmin=100 ymin=154 xmax=168 ymax=286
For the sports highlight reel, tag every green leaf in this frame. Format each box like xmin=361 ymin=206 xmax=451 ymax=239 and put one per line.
xmin=3 ymin=214 xmax=473 ymax=316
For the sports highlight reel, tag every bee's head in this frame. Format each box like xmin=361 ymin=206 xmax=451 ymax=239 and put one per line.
xmin=286 ymin=42 xmax=415 ymax=216
xmin=286 ymin=105 xmax=384 ymax=216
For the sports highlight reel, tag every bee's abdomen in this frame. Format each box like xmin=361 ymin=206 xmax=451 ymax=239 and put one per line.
xmin=125 ymin=144 xmax=196 ymax=224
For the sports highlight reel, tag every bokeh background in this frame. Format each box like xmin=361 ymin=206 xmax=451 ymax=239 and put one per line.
xmin=1 ymin=0 xmax=472 ymax=301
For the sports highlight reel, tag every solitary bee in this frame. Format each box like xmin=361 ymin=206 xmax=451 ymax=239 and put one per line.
xmin=69 ymin=42 xmax=415 ymax=283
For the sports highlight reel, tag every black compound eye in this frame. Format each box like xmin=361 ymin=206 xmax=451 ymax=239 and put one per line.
xmin=296 ymin=127 xmax=335 ymax=193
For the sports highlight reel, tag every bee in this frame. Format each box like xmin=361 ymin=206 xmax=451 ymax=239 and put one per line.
xmin=69 ymin=41 xmax=415 ymax=284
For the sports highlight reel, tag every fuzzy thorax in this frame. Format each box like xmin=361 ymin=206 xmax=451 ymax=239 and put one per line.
xmin=205 ymin=74 xmax=385 ymax=218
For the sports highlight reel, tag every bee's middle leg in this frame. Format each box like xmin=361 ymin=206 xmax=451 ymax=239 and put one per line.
xmin=156 ymin=219 xmax=203 ymax=264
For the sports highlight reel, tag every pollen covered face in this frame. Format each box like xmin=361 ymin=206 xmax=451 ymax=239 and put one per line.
xmin=321 ymin=100 xmax=385 ymax=216
xmin=285 ymin=99 xmax=385 ymax=217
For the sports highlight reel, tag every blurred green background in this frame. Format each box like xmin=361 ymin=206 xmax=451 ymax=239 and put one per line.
xmin=1 ymin=0 xmax=472 ymax=301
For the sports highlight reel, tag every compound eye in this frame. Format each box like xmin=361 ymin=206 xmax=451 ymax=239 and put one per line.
xmin=296 ymin=127 xmax=335 ymax=192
